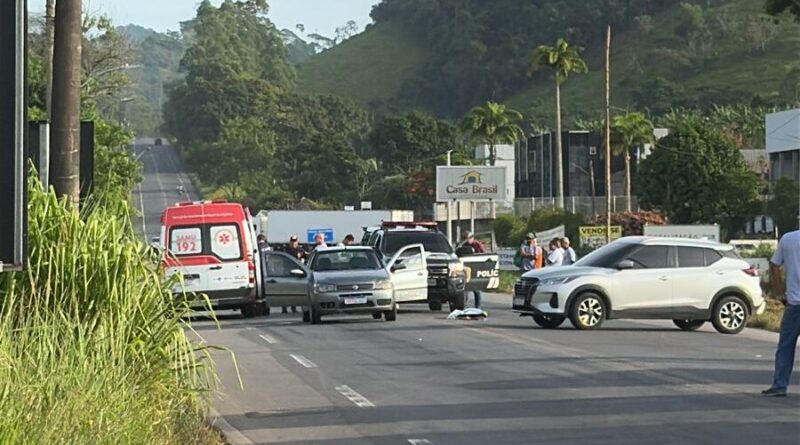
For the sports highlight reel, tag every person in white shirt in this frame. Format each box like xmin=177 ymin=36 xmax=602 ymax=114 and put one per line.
xmin=561 ymin=237 xmax=577 ymax=265
xmin=547 ymin=238 xmax=564 ymax=266
xmin=313 ymin=232 xmax=328 ymax=251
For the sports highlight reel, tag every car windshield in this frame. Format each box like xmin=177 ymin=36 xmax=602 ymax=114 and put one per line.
xmin=384 ymin=231 xmax=452 ymax=255
xmin=310 ymin=250 xmax=383 ymax=272
xmin=573 ymin=241 xmax=641 ymax=269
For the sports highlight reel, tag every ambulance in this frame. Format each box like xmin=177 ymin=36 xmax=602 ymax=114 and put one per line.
xmin=160 ymin=200 xmax=264 ymax=317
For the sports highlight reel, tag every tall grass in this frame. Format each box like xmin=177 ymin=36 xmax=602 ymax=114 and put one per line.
xmin=0 ymin=181 xmax=218 ymax=444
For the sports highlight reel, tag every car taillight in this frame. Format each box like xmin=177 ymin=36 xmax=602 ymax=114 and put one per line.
xmin=248 ymin=261 xmax=256 ymax=284
xmin=743 ymin=266 xmax=759 ymax=277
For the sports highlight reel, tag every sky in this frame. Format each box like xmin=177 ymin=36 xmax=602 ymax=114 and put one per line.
xmin=29 ymin=0 xmax=380 ymax=37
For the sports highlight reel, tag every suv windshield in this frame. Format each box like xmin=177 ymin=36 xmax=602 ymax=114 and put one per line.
xmin=573 ymin=241 xmax=641 ymax=269
xmin=384 ymin=231 xmax=452 ymax=255
xmin=310 ymin=250 xmax=383 ymax=272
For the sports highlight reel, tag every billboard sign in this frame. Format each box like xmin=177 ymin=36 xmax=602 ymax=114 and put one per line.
xmin=579 ymin=226 xmax=623 ymax=249
xmin=643 ymin=224 xmax=720 ymax=242
xmin=0 ymin=0 xmax=26 ymax=271
xmin=436 ymin=166 xmax=507 ymax=202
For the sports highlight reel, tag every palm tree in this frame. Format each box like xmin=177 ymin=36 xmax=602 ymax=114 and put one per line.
xmin=529 ymin=38 xmax=588 ymax=209
xmin=460 ymin=101 xmax=525 ymax=166
xmin=612 ymin=112 xmax=655 ymax=212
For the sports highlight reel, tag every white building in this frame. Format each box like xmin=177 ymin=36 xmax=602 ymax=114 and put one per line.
xmin=766 ymin=108 xmax=800 ymax=183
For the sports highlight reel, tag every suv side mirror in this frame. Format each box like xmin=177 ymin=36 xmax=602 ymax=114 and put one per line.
xmin=617 ymin=260 xmax=635 ymax=270
xmin=290 ymin=269 xmax=306 ymax=278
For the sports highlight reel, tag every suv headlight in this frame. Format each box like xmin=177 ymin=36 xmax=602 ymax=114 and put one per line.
xmin=540 ymin=276 xmax=578 ymax=286
xmin=374 ymin=279 xmax=393 ymax=290
xmin=448 ymin=262 xmax=464 ymax=277
xmin=314 ymin=283 xmax=337 ymax=293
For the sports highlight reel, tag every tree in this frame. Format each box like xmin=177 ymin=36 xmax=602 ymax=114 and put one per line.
xmin=766 ymin=0 xmax=800 ymax=21
xmin=766 ymin=178 xmax=799 ymax=234
xmin=529 ymin=38 xmax=588 ymax=208
xmin=51 ymin=0 xmax=83 ymax=207
xmin=369 ymin=112 xmax=462 ymax=171
xmin=612 ymin=112 xmax=655 ymax=212
xmin=460 ymin=102 xmax=524 ymax=166
xmin=638 ymin=119 xmax=762 ymax=236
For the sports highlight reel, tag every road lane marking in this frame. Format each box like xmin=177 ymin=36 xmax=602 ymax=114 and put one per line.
xmin=335 ymin=385 xmax=375 ymax=408
xmin=290 ymin=354 xmax=317 ymax=368
xmin=259 ymin=334 xmax=277 ymax=344
xmin=408 ymin=440 xmax=434 ymax=445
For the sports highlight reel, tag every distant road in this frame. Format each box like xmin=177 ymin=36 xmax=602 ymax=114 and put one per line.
xmin=132 ymin=141 xmax=199 ymax=242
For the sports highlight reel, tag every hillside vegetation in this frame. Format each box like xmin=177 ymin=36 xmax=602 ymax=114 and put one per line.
xmin=297 ymin=0 xmax=800 ymax=121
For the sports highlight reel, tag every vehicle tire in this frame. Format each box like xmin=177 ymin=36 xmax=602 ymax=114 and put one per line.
xmin=568 ymin=292 xmax=606 ymax=330
xmin=241 ymin=303 xmax=258 ymax=319
xmin=372 ymin=312 xmax=383 ymax=320
xmin=384 ymin=305 xmax=397 ymax=322
xmin=428 ymin=301 xmax=442 ymax=312
xmin=302 ymin=310 xmax=310 ymax=323
xmin=450 ymin=292 xmax=465 ymax=311
xmin=310 ymin=306 xmax=322 ymax=325
xmin=673 ymin=319 xmax=705 ymax=331
xmin=258 ymin=303 xmax=270 ymax=317
xmin=711 ymin=295 xmax=748 ymax=334
xmin=533 ymin=314 xmax=566 ymax=329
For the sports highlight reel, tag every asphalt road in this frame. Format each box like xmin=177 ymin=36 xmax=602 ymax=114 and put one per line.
xmin=197 ymin=294 xmax=800 ymax=445
xmin=132 ymin=140 xmax=198 ymax=242
xmin=135 ymin=144 xmax=799 ymax=444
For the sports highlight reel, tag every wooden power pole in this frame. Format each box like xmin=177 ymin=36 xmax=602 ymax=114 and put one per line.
xmin=605 ymin=26 xmax=612 ymax=244
xmin=44 ymin=0 xmax=55 ymax=118
xmin=50 ymin=0 xmax=82 ymax=207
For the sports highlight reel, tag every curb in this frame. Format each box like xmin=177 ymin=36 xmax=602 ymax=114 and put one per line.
xmin=209 ymin=408 xmax=254 ymax=445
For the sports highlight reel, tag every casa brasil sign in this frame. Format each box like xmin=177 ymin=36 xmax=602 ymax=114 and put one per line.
xmin=436 ymin=166 xmax=508 ymax=202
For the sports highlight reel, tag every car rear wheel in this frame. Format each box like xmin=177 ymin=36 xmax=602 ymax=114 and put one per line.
xmin=673 ymin=319 xmax=705 ymax=331
xmin=372 ymin=312 xmax=383 ymax=320
xmin=241 ymin=303 xmax=258 ymax=319
xmin=711 ymin=296 xmax=748 ymax=334
xmin=384 ymin=305 xmax=397 ymax=322
xmin=533 ymin=314 xmax=566 ymax=329
xmin=428 ymin=301 xmax=442 ymax=311
xmin=569 ymin=293 xmax=606 ymax=330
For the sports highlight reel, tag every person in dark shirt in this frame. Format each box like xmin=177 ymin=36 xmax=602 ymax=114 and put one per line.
xmin=461 ymin=231 xmax=486 ymax=309
xmin=281 ymin=235 xmax=306 ymax=313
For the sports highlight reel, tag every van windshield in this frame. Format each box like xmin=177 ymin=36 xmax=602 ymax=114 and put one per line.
xmin=384 ymin=231 xmax=452 ymax=255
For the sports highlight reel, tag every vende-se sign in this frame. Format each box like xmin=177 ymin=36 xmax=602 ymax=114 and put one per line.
xmin=644 ymin=224 xmax=720 ymax=242
xmin=436 ymin=166 xmax=507 ymax=202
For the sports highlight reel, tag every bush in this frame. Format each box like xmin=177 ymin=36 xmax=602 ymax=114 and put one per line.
xmin=593 ymin=211 xmax=668 ymax=236
xmin=0 ymin=181 xmax=216 ymax=444
xmin=494 ymin=214 xmax=525 ymax=247
xmin=511 ymin=208 xmax=586 ymax=246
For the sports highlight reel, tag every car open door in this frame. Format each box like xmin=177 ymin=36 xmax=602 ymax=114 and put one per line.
xmin=263 ymin=252 xmax=310 ymax=308
xmin=460 ymin=253 xmax=500 ymax=292
xmin=386 ymin=244 xmax=428 ymax=303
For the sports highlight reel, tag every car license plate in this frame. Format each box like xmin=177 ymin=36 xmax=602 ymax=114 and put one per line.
xmin=427 ymin=278 xmax=437 ymax=286
xmin=344 ymin=297 xmax=367 ymax=305
xmin=513 ymin=297 xmax=525 ymax=306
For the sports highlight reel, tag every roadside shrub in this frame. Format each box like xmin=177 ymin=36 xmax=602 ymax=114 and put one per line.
xmin=593 ymin=211 xmax=668 ymax=236
xmin=494 ymin=214 xmax=525 ymax=247
xmin=511 ymin=208 xmax=585 ymax=245
xmin=0 ymin=180 xmax=216 ymax=445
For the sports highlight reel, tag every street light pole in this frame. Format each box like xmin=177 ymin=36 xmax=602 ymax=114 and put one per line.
xmin=446 ymin=150 xmax=453 ymax=246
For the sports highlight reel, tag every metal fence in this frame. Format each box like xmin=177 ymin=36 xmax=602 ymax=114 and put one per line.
xmin=513 ymin=196 xmax=640 ymax=219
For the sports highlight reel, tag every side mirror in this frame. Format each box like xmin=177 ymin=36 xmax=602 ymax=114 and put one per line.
xmin=290 ymin=269 xmax=306 ymax=278
xmin=617 ymin=260 xmax=635 ymax=270
xmin=391 ymin=263 xmax=407 ymax=273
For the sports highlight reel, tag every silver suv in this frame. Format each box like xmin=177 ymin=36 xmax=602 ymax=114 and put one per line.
xmin=512 ymin=237 xmax=765 ymax=334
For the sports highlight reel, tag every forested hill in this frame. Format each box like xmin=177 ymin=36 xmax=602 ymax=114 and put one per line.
xmin=297 ymin=0 xmax=800 ymax=120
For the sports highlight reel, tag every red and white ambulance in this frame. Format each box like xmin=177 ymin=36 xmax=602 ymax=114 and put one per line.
xmin=160 ymin=200 xmax=263 ymax=317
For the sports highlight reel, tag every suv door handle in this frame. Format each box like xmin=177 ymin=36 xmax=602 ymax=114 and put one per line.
xmin=209 ymin=266 xmax=223 ymax=270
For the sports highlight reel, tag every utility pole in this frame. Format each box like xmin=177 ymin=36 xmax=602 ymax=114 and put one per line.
xmin=44 ymin=0 xmax=55 ymax=119
xmin=446 ymin=150 xmax=453 ymax=246
xmin=51 ymin=0 xmax=82 ymax=207
xmin=605 ymin=26 xmax=612 ymax=244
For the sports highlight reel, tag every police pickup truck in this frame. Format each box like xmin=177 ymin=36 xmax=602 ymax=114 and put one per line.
xmin=365 ymin=222 xmax=499 ymax=311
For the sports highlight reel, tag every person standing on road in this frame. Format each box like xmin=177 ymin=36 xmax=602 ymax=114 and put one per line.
xmin=561 ymin=237 xmax=577 ymax=265
xmin=547 ymin=238 xmax=564 ymax=267
xmin=281 ymin=235 xmax=306 ymax=314
xmin=520 ymin=233 xmax=542 ymax=272
xmin=339 ymin=234 xmax=355 ymax=247
xmin=461 ymin=231 xmax=486 ymax=309
xmin=763 ymin=230 xmax=800 ymax=397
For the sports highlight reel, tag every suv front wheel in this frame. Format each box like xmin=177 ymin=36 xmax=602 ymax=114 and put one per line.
xmin=673 ymin=319 xmax=705 ymax=331
xmin=533 ymin=314 xmax=565 ymax=329
xmin=569 ymin=292 xmax=606 ymax=330
xmin=711 ymin=295 xmax=748 ymax=334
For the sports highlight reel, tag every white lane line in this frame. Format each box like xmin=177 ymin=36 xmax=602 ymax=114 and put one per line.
xmin=259 ymin=334 xmax=277 ymax=344
xmin=408 ymin=440 xmax=433 ymax=445
xmin=335 ymin=385 xmax=376 ymax=408
xmin=290 ymin=354 xmax=317 ymax=369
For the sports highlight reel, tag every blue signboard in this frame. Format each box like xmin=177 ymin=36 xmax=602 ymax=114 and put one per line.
xmin=307 ymin=228 xmax=334 ymax=244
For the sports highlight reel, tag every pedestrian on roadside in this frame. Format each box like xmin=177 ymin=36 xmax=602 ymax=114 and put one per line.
xmin=313 ymin=232 xmax=328 ymax=251
xmin=561 ymin=237 xmax=577 ymax=265
xmin=547 ymin=238 xmax=564 ymax=267
xmin=520 ymin=233 xmax=543 ymax=272
xmin=763 ymin=230 xmax=800 ymax=397
xmin=281 ymin=235 xmax=306 ymax=314
xmin=256 ymin=235 xmax=271 ymax=313
xmin=339 ymin=234 xmax=355 ymax=247
xmin=461 ymin=231 xmax=486 ymax=309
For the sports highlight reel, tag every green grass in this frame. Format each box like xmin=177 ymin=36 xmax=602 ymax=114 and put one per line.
xmin=749 ymin=298 xmax=784 ymax=333
xmin=499 ymin=270 xmax=522 ymax=294
xmin=0 ymin=180 xmax=219 ymax=445
xmin=296 ymin=21 xmax=429 ymax=108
